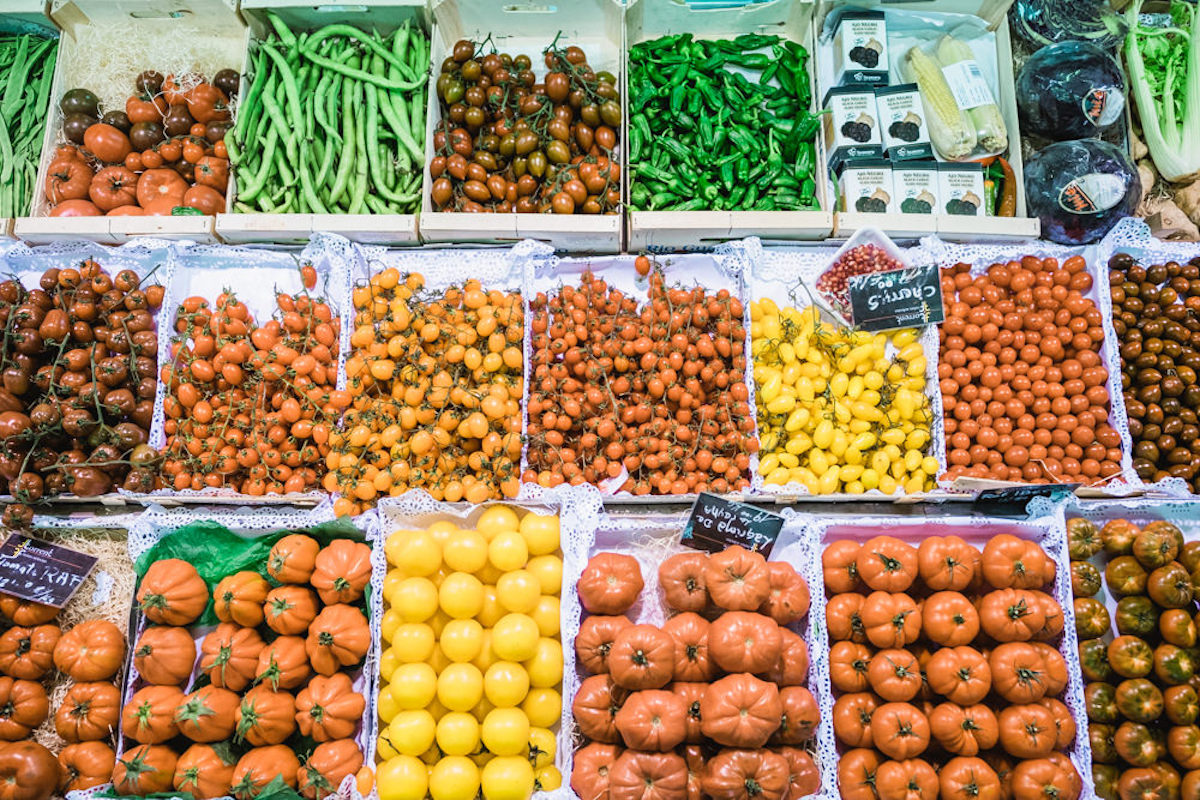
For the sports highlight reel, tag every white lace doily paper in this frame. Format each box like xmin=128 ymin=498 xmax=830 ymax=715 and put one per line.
xmin=376 ymin=484 xmax=602 ymax=800
xmin=790 ymin=503 xmax=1095 ymax=800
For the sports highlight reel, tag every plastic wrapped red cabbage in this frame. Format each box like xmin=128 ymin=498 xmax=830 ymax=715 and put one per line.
xmin=1017 ymin=41 xmax=1126 ymax=139
xmin=1009 ymin=0 xmax=1128 ymax=51
xmin=1023 ymin=139 xmax=1139 ymax=245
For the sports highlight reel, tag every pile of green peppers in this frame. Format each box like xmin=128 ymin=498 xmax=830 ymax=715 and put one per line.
xmin=628 ymin=33 xmax=821 ymax=212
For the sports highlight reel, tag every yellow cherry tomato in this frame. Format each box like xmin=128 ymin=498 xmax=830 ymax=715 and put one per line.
xmin=378 ymin=756 xmax=427 ymax=800
xmin=481 ymin=708 xmax=531 ymax=757
xmin=443 ymin=530 xmax=489 ymax=573
xmin=440 ymin=618 xmax=484 ymax=663
xmin=436 ymin=712 xmax=481 ymax=757
xmin=530 ymin=596 xmax=560 ymax=638
xmin=496 ymin=570 xmax=540 ymax=614
xmin=518 ymin=513 xmax=559 ymax=555
xmin=390 ymin=577 xmax=438 ymax=623
xmin=429 ymin=756 xmax=481 ymax=800
xmin=524 ymin=555 xmax=562 ymax=596
xmin=440 ymin=572 xmax=485 ymax=619
xmin=390 ymin=623 xmax=435 ymax=663
xmin=484 ymin=661 xmax=530 ymax=708
xmin=523 ymin=638 xmax=563 ymax=688
xmin=481 ymin=756 xmax=534 ymax=800
xmin=488 ymin=531 xmax=528 ymax=572
xmin=386 ymin=530 xmax=441 ymax=577
xmin=438 ymin=663 xmax=484 ymax=712
xmin=527 ymin=728 xmax=556 ymax=769
xmin=387 ymin=710 xmax=436 ymax=757
xmin=379 ymin=647 xmax=400 ymax=683
xmin=384 ymin=570 xmax=406 ymax=599
xmin=476 ymin=506 xmax=520 ymax=540
xmin=491 ymin=613 xmax=539 ymax=661
xmin=390 ymin=662 xmax=438 ymax=710
xmin=521 ymin=688 xmax=561 ymax=729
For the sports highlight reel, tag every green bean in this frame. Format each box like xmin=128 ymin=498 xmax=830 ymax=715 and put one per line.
xmin=299 ymin=21 xmax=419 ymax=81
xmin=349 ymin=82 xmax=369 ymax=214
xmin=328 ymin=75 xmax=357 ymax=207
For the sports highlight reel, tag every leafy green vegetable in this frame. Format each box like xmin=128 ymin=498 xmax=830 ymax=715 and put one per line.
xmin=1126 ymin=0 xmax=1200 ymax=181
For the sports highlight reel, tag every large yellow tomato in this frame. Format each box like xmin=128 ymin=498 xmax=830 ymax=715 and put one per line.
xmin=391 ymin=623 xmax=435 ymax=663
xmin=488 ymin=531 xmax=528 ymax=572
xmin=535 ymin=766 xmax=562 ymax=791
xmin=440 ymin=618 xmax=484 ymax=663
xmin=523 ymin=638 xmax=563 ymax=688
xmin=481 ymin=708 xmax=531 ymax=757
xmin=521 ymin=688 xmax=561 ymax=729
xmin=525 ymin=555 xmax=562 ymax=596
xmin=443 ymin=529 xmax=489 ymax=573
xmin=491 ymin=613 xmax=538 ymax=661
xmin=387 ymin=710 xmax=436 ymax=757
xmin=530 ymin=596 xmax=560 ymax=638
xmin=429 ymin=756 xmax=480 ymax=800
xmin=437 ymin=663 xmax=484 ymax=712
xmin=427 ymin=520 xmax=460 ymax=545
xmin=381 ymin=608 xmax=404 ymax=643
xmin=386 ymin=530 xmax=441 ymax=576
xmin=390 ymin=577 xmax=438 ymax=622
xmin=481 ymin=756 xmax=534 ymax=800
xmin=519 ymin=513 xmax=559 ymax=555
xmin=496 ymin=570 xmax=540 ymax=614
xmin=440 ymin=572 xmax=484 ymax=619
xmin=477 ymin=506 xmax=520 ymax=540
xmin=477 ymin=585 xmax=505 ymax=628
xmin=390 ymin=662 xmax=438 ymax=710
xmin=436 ymin=711 xmax=481 ymax=757
xmin=483 ymin=661 xmax=530 ymax=708
xmin=378 ymin=756 xmax=427 ymax=800
xmin=527 ymin=727 xmax=556 ymax=769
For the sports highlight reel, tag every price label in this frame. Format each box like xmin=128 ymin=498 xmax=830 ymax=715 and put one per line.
xmin=681 ymin=493 xmax=784 ymax=557
xmin=976 ymin=484 xmax=1080 ymax=505
xmin=0 ymin=534 xmax=97 ymax=608
xmin=849 ymin=263 xmax=945 ymax=331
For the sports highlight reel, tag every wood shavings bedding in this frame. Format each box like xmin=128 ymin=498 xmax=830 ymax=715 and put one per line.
xmin=27 ymin=527 xmax=134 ymax=758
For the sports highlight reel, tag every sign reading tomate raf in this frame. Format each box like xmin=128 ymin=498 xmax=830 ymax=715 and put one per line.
xmin=0 ymin=534 xmax=97 ymax=608
xmin=682 ymin=493 xmax=784 ymax=557
xmin=849 ymin=262 xmax=945 ymax=331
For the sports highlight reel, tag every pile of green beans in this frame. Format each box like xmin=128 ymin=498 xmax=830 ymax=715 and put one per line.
xmin=628 ymin=33 xmax=820 ymax=212
xmin=229 ymin=13 xmax=428 ymax=215
xmin=0 ymin=32 xmax=57 ymax=218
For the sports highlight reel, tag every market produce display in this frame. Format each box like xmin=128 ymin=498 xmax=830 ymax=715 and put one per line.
xmin=751 ymin=300 xmax=937 ymax=495
xmin=119 ymin=525 xmax=372 ymax=799
xmin=230 ymin=14 xmax=427 ymax=216
xmin=159 ymin=282 xmax=348 ymax=495
xmin=330 ymin=270 xmax=524 ymax=514
xmin=1108 ymin=252 xmax=1200 ymax=490
xmin=570 ymin=543 xmax=819 ymax=800
xmin=628 ymin=34 xmax=819 ymax=212
xmin=0 ymin=257 xmax=164 ymax=527
xmin=429 ymin=36 xmax=620 ymax=215
xmin=816 ymin=244 xmax=908 ymax=322
xmin=938 ymin=255 xmax=1124 ymax=484
xmin=524 ymin=260 xmax=755 ymax=495
xmin=826 ymin=532 xmax=1082 ymax=800
xmin=0 ymin=33 xmax=57 ymax=218
xmin=1069 ymin=516 xmax=1200 ymax=800
xmin=45 ymin=71 xmax=236 ymax=217
xmin=377 ymin=506 xmax=563 ymax=800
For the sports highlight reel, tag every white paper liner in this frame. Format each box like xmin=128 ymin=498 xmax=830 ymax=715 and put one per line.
xmin=83 ymin=501 xmax=376 ymax=800
xmin=376 ymin=483 xmax=603 ymax=800
xmin=574 ymin=509 xmax=832 ymax=800
xmin=748 ymin=236 xmax=947 ymax=499
xmin=795 ymin=504 xmax=1094 ymax=800
xmin=926 ymin=235 xmax=1134 ymax=493
xmin=522 ymin=239 xmax=757 ymax=498
xmin=137 ymin=234 xmax=356 ymax=504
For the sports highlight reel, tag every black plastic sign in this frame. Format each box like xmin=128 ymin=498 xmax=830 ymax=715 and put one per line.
xmin=0 ymin=534 xmax=97 ymax=608
xmin=977 ymin=483 xmax=1080 ymax=505
xmin=681 ymin=493 xmax=784 ymax=557
xmin=849 ymin=263 xmax=945 ymax=331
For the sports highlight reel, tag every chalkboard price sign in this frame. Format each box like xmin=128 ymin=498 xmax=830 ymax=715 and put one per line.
xmin=681 ymin=493 xmax=785 ymax=557
xmin=977 ymin=483 xmax=1080 ymax=505
xmin=0 ymin=534 xmax=97 ymax=608
xmin=849 ymin=263 xmax=945 ymax=331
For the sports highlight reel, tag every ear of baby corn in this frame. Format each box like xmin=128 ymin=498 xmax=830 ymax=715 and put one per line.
xmin=935 ymin=35 xmax=1009 ymax=155
xmin=903 ymin=45 xmax=976 ymax=160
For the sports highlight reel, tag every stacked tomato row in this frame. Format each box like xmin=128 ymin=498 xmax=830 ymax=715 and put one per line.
xmin=0 ymin=594 xmax=127 ymax=797
xmin=569 ymin=544 xmax=818 ymax=800
xmin=824 ymin=534 xmax=1082 ymax=800
xmin=1070 ymin=517 xmax=1200 ymax=800
xmin=114 ymin=535 xmax=372 ymax=800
